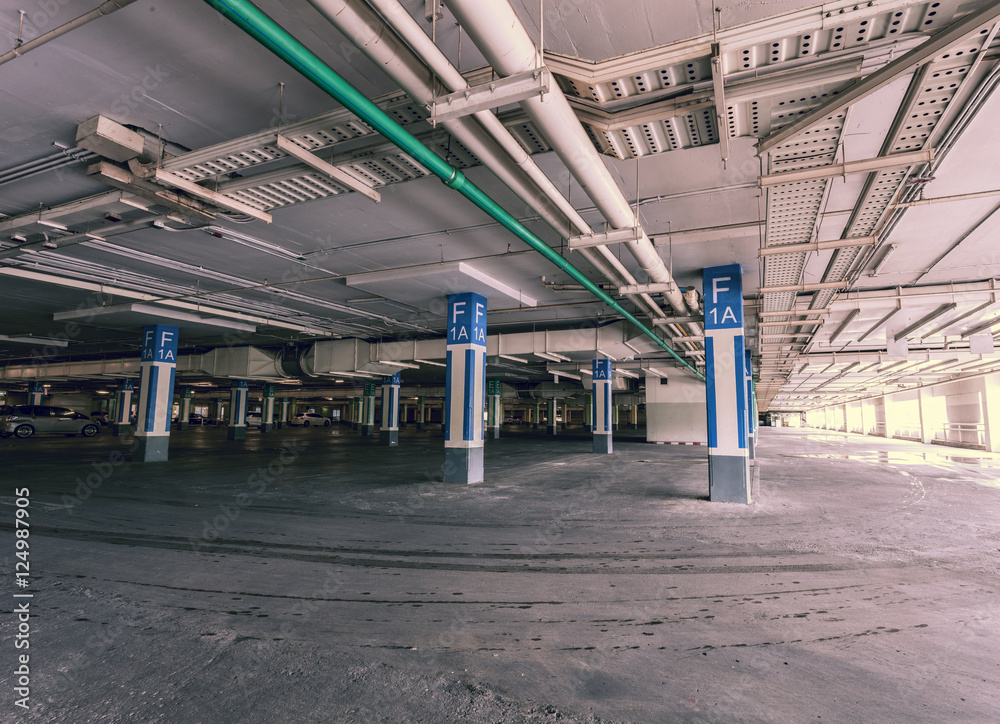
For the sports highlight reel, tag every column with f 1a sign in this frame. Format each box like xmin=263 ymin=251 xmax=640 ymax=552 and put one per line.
xmin=380 ymin=372 xmax=400 ymax=446
xmin=445 ymin=292 xmax=487 ymax=483
xmin=135 ymin=324 xmax=179 ymax=462
xmin=704 ymin=264 xmax=750 ymax=503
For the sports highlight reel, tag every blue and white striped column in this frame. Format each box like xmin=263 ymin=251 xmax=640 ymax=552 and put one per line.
xmin=746 ymin=350 xmax=756 ymax=461
xmin=704 ymin=264 xmax=750 ymax=503
xmin=113 ymin=378 xmax=134 ymax=435
xmin=135 ymin=325 xmax=178 ymax=462
xmin=362 ymin=383 xmax=377 ymax=437
xmin=277 ymin=397 xmax=290 ymax=429
xmin=487 ymin=379 xmax=502 ymax=440
xmin=29 ymin=382 xmax=44 ymax=406
xmin=178 ymin=387 xmax=193 ymax=430
xmin=380 ymin=373 xmax=400 ymax=446
xmin=592 ymin=358 xmax=613 ymax=454
xmin=227 ymin=379 xmax=249 ymax=440
xmin=261 ymin=384 xmax=276 ymax=432
xmin=444 ymin=292 xmax=487 ymax=483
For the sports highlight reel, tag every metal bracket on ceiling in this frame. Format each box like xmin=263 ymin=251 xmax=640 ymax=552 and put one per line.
xmin=275 ymin=134 xmax=381 ymax=203
xmin=710 ymin=42 xmax=730 ymax=167
xmin=428 ymin=68 xmax=551 ymax=126
xmin=424 ymin=0 xmax=442 ymax=22
xmin=567 ymin=226 xmax=641 ymax=251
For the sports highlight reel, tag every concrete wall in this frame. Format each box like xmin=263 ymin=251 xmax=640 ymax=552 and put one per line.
xmin=645 ymin=376 xmax=707 ymax=444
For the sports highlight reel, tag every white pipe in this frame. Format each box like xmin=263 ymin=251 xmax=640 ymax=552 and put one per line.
xmin=446 ymin=0 xmax=688 ymax=315
xmin=307 ymin=0 xmax=665 ymax=319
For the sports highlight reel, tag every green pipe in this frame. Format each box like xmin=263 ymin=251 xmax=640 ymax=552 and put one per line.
xmin=203 ymin=0 xmax=704 ymax=380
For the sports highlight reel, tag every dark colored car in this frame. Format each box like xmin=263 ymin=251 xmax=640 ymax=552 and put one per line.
xmin=0 ymin=405 xmax=101 ymax=439
xmin=187 ymin=413 xmax=207 ymax=425
xmin=90 ymin=410 xmax=110 ymax=426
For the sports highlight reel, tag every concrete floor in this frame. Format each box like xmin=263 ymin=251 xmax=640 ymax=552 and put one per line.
xmin=2 ymin=424 xmax=999 ymax=722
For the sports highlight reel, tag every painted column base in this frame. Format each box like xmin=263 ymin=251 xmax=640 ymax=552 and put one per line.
xmin=263 ymin=423 xmax=274 ymax=433
xmin=352 ymin=422 xmax=360 ymax=431
xmin=134 ymin=435 xmax=169 ymax=463
xmin=112 ymin=424 xmax=131 ymax=436
xmin=612 ymin=424 xmax=619 ymax=431
xmin=276 ymin=421 xmax=284 ymax=429
xmin=362 ymin=425 xmax=375 ymax=437
xmin=593 ymin=434 xmax=613 ymax=454
xmin=227 ymin=426 xmax=246 ymax=441
xmin=179 ymin=421 xmax=190 ymax=430
xmin=444 ymin=446 xmax=484 ymax=484
xmin=380 ymin=429 xmax=398 ymax=446
xmin=561 ymin=423 xmax=568 ymax=431
xmin=709 ymin=454 xmax=751 ymax=504
xmin=547 ymin=425 xmax=557 ymax=435
xmin=532 ymin=423 xmax=539 ymax=430
xmin=489 ymin=427 xmax=500 ymax=440
xmin=416 ymin=423 xmax=424 ymax=431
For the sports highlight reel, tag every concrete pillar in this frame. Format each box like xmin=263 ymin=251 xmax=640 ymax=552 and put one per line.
xmin=561 ymin=401 xmax=569 ymax=430
xmin=417 ymin=396 xmax=425 ymax=430
xmin=361 ymin=383 xmax=377 ymax=437
xmin=277 ymin=397 xmax=290 ymax=429
xmin=179 ymin=388 xmax=193 ymax=430
xmin=261 ymin=384 xmax=276 ymax=433
xmin=592 ymin=358 xmax=613 ymax=454
xmin=629 ymin=404 xmax=639 ymax=429
xmin=544 ymin=398 xmax=556 ymax=435
xmin=380 ymin=373 xmax=400 ymax=446
xmin=135 ymin=324 xmax=179 ymax=463
xmin=980 ymin=375 xmax=1000 ymax=453
xmin=215 ymin=397 xmax=226 ymax=425
xmin=704 ymin=264 xmax=750 ymax=503
xmin=487 ymin=379 xmax=502 ymax=440
xmin=745 ymin=350 xmax=756 ymax=460
xmin=584 ymin=396 xmax=592 ymax=429
xmin=112 ymin=378 xmax=135 ymax=436
xmin=29 ymin=381 xmax=44 ymax=406
xmin=227 ymin=380 xmax=249 ymax=440
xmin=533 ymin=400 xmax=541 ymax=430
xmin=444 ymin=292 xmax=487 ymax=483
xmin=611 ymin=401 xmax=619 ymax=431
xmin=401 ymin=403 xmax=409 ymax=427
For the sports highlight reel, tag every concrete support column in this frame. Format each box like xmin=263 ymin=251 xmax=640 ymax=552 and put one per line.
xmin=112 ymin=378 xmax=135 ymax=436
xmin=704 ymin=264 xmax=750 ymax=503
xmin=401 ymin=403 xmax=409 ymax=427
xmin=584 ymin=397 xmax=592 ymax=429
xmin=745 ymin=350 xmax=756 ymax=460
xmin=29 ymin=382 xmax=44 ymax=406
xmin=135 ymin=324 xmax=179 ymax=463
xmin=592 ymin=359 xmax=613 ymax=454
xmin=380 ymin=373 xmax=400 ymax=446
xmin=980 ymin=375 xmax=1000 ymax=453
xmin=487 ymin=379 xmax=502 ymax=440
xmin=629 ymin=404 xmax=639 ymax=429
xmin=362 ymin=383 xmax=377 ymax=437
xmin=561 ymin=401 xmax=569 ymax=430
xmin=546 ymin=398 xmax=558 ymax=435
xmin=444 ymin=292 xmax=487 ymax=484
xmin=179 ymin=388 xmax=193 ymax=430
xmin=215 ymin=398 xmax=226 ymax=425
xmin=227 ymin=380 xmax=249 ymax=440
xmin=277 ymin=397 xmax=290 ymax=429
xmin=533 ymin=401 xmax=541 ymax=430
xmin=261 ymin=384 xmax=275 ymax=433
xmin=417 ymin=396 xmax=425 ymax=430
xmin=611 ymin=401 xmax=619 ymax=431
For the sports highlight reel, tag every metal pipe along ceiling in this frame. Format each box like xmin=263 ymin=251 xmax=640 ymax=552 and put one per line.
xmin=306 ymin=0 xmax=664 ymax=321
xmin=445 ymin=0 xmax=689 ymax=316
xmin=201 ymin=0 xmax=703 ymax=379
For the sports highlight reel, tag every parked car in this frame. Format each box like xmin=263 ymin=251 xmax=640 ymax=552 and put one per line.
xmin=0 ymin=405 xmax=101 ymax=439
xmin=90 ymin=410 xmax=110 ymax=426
xmin=245 ymin=412 xmax=263 ymax=426
xmin=187 ymin=413 xmax=207 ymax=425
xmin=289 ymin=412 xmax=331 ymax=427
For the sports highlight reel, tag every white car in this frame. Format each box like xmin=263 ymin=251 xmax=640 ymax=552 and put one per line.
xmin=245 ymin=412 xmax=263 ymax=426
xmin=290 ymin=412 xmax=331 ymax=427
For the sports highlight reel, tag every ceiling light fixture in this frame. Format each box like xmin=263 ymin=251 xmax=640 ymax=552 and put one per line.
xmin=203 ymin=226 xmax=307 ymax=262
xmin=498 ymin=354 xmax=528 ymax=363
xmin=869 ymin=244 xmax=899 ymax=277
xmin=36 ymin=219 xmax=69 ymax=231
xmin=414 ymin=359 xmax=446 ymax=368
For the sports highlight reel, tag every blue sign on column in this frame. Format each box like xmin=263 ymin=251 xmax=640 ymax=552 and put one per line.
xmin=135 ymin=324 xmax=179 ymax=462
xmin=445 ymin=292 xmax=487 ymax=483
xmin=703 ymin=265 xmax=749 ymax=503
xmin=592 ymin=358 xmax=613 ymax=454
xmin=29 ymin=382 xmax=44 ymax=405
xmin=381 ymin=372 xmax=401 ymax=446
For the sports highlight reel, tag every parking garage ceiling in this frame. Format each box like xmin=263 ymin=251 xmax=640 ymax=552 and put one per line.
xmin=2 ymin=0 xmax=1000 ymax=410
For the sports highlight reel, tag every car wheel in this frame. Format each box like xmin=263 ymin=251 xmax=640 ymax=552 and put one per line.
xmin=81 ymin=424 xmax=99 ymax=437
xmin=303 ymin=420 xmax=310 ymax=427
xmin=324 ymin=419 xmax=331 ymax=427
xmin=14 ymin=425 xmax=34 ymax=439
